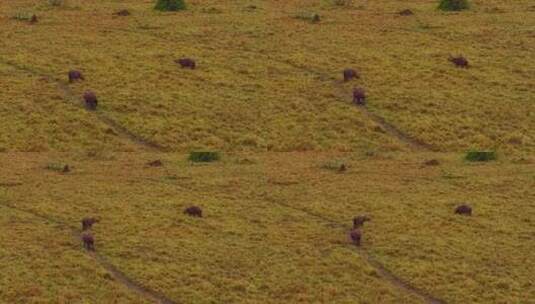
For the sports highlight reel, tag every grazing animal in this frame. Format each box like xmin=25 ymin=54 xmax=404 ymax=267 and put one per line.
xmin=68 ymin=70 xmax=84 ymax=83
xmin=62 ymin=165 xmax=70 ymax=173
xmin=399 ymin=9 xmax=414 ymax=16
xmin=176 ymin=58 xmax=196 ymax=69
xmin=29 ymin=15 xmax=38 ymax=24
xmin=353 ymin=215 xmax=371 ymax=228
xmin=343 ymin=69 xmax=359 ymax=82
xmin=82 ymin=217 xmax=99 ymax=231
xmin=424 ymin=159 xmax=440 ymax=166
xmin=455 ymin=204 xmax=472 ymax=216
xmin=114 ymin=9 xmax=130 ymax=16
xmin=338 ymin=164 xmax=347 ymax=173
xmin=147 ymin=160 xmax=163 ymax=167
xmin=184 ymin=206 xmax=203 ymax=217
xmin=83 ymin=91 xmax=98 ymax=110
xmin=449 ymin=56 xmax=469 ymax=68
xmin=82 ymin=233 xmax=95 ymax=251
xmin=349 ymin=229 xmax=362 ymax=246
xmin=353 ymin=88 xmax=366 ymax=105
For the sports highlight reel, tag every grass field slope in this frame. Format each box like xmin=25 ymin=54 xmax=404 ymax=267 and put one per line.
xmin=0 ymin=1 xmax=534 ymax=304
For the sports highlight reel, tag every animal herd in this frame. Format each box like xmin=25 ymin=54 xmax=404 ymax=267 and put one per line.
xmin=80 ymin=199 xmax=473 ymax=251
xmin=69 ymin=52 xmax=467 ymax=111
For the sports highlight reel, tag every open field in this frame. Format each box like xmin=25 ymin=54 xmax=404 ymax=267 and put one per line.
xmin=1 ymin=0 xmax=534 ymax=303
xmin=1 ymin=152 xmax=534 ymax=303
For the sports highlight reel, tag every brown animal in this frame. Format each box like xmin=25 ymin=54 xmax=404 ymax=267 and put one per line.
xmin=455 ymin=204 xmax=472 ymax=216
xmin=449 ymin=56 xmax=469 ymax=68
xmin=424 ymin=159 xmax=440 ymax=166
xmin=353 ymin=88 xmax=366 ymax=105
xmin=83 ymin=91 xmax=98 ymax=110
xmin=343 ymin=69 xmax=359 ymax=82
xmin=184 ymin=206 xmax=203 ymax=217
xmin=399 ymin=9 xmax=414 ymax=16
xmin=82 ymin=233 xmax=95 ymax=251
xmin=68 ymin=70 xmax=84 ymax=83
xmin=114 ymin=9 xmax=130 ymax=16
xmin=338 ymin=164 xmax=347 ymax=173
xmin=353 ymin=215 xmax=371 ymax=228
xmin=349 ymin=229 xmax=362 ymax=246
xmin=82 ymin=217 xmax=99 ymax=231
xmin=176 ymin=58 xmax=196 ymax=69
xmin=29 ymin=15 xmax=38 ymax=24
xmin=147 ymin=160 xmax=163 ymax=167
xmin=62 ymin=165 xmax=70 ymax=173
xmin=312 ymin=14 xmax=320 ymax=23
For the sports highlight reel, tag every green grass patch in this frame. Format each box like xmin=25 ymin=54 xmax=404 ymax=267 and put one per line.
xmin=188 ymin=151 xmax=221 ymax=163
xmin=465 ymin=150 xmax=497 ymax=162
xmin=438 ymin=0 xmax=470 ymax=11
xmin=155 ymin=0 xmax=186 ymax=11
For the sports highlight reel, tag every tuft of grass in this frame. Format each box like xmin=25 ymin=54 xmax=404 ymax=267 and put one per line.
xmin=438 ymin=0 xmax=470 ymax=11
xmin=188 ymin=151 xmax=220 ymax=163
xmin=465 ymin=150 xmax=497 ymax=162
xmin=12 ymin=11 xmax=33 ymax=21
xmin=333 ymin=0 xmax=352 ymax=7
xmin=154 ymin=0 xmax=186 ymax=12
xmin=45 ymin=162 xmax=67 ymax=172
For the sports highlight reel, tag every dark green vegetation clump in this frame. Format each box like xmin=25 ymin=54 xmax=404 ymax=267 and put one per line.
xmin=188 ymin=151 xmax=220 ymax=163
xmin=438 ymin=0 xmax=469 ymax=11
xmin=155 ymin=0 xmax=186 ymax=11
xmin=465 ymin=150 xmax=497 ymax=162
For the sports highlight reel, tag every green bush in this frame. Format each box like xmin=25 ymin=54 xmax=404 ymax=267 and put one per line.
xmin=155 ymin=0 xmax=186 ymax=11
xmin=465 ymin=150 xmax=496 ymax=162
xmin=438 ymin=0 xmax=469 ymax=11
xmin=188 ymin=151 xmax=220 ymax=163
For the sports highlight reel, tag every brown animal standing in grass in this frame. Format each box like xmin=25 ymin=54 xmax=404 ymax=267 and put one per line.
xmin=353 ymin=215 xmax=371 ymax=228
xmin=399 ymin=9 xmax=414 ymax=16
xmin=62 ymin=165 xmax=70 ymax=173
xmin=449 ymin=56 xmax=469 ymax=68
xmin=83 ymin=91 xmax=98 ymax=110
xmin=114 ymin=9 xmax=130 ymax=16
xmin=176 ymin=58 xmax=196 ymax=69
xmin=349 ymin=229 xmax=362 ymax=246
xmin=82 ymin=217 xmax=99 ymax=231
xmin=82 ymin=233 xmax=95 ymax=251
xmin=455 ymin=204 xmax=472 ymax=216
xmin=338 ymin=164 xmax=347 ymax=173
xmin=343 ymin=69 xmax=359 ymax=82
xmin=29 ymin=15 xmax=38 ymax=24
xmin=353 ymin=88 xmax=366 ymax=105
xmin=147 ymin=160 xmax=163 ymax=167
xmin=184 ymin=206 xmax=203 ymax=217
xmin=68 ymin=70 xmax=84 ymax=83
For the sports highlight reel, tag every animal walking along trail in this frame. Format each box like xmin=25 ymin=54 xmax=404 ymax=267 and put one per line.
xmin=0 ymin=58 xmax=166 ymax=153
xmin=0 ymin=201 xmax=178 ymax=304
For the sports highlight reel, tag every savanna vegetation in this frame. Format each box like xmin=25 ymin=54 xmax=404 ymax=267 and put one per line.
xmin=0 ymin=0 xmax=533 ymax=303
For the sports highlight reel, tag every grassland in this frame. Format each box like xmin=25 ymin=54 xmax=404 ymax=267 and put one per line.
xmin=0 ymin=0 xmax=534 ymax=303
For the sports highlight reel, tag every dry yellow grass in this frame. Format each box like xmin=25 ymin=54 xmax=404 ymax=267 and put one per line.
xmin=1 ymin=0 xmax=534 ymax=303
xmin=1 ymin=0 xmax=532 ymax=152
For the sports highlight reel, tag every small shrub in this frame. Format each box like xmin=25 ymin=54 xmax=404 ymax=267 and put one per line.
xmin=465 ymin=150 xmax=496 ymax=162
xmin=438 ymin=0 xmax=469 ymax=11
xmin=13 ymin=11 xmax=33 ymax=21
xmin=188 ymin=151 xmax=220 ymax=163
xmin=155 ymin=0 xmax=186 ymax=11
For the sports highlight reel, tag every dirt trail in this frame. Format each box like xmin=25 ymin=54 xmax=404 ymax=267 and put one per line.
xmin=0 ymin=201 xmax=178 ymax=304
xmin=277 ymin=59 xmax=439 ymax=152
xmin=112 ymin=27 xmax=437 ymax=151
xmin=264 ymin=194 xmax=447 ymax=304
xmin=0 ymin=59 xmax=166 ymax=152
